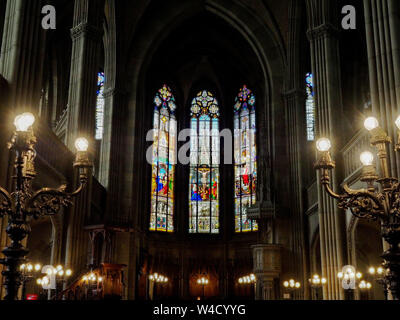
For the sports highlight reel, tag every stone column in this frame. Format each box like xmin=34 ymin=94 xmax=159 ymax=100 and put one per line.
xmin=363 ymin=0 xmax=400 ymax=177
xmin=363 ymin=0 xmax=400 ymax=300
xmin=252 ymin=244 xmax=281 ymax=300
xmin=0 ymin=0 xmax=46 ymax=115
xmin=284 ymin=89 xmax=308 ymax=299
xmin=284 ymin=1 xmax=310 ymax=300
xmin=306 ymin=0 xmax=346 ymax=300
xmin=65 ymin=166 xmax=93 ymax=272
xmin=65 ymin=0 xmax=104 ymax=150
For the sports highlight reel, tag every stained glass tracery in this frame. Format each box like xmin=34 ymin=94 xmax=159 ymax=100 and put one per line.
xmin=306 ymin=72 xmax=315 ymax=141
xmin=150 ymin=85 xmax=177 ymax=232
xmin=234 ymin=85 xmax=258 ymax=232
xmin=189 ymin=91 xmax=220 ymax=234
xmin=95 ymin=71 xmax=105 ymax=140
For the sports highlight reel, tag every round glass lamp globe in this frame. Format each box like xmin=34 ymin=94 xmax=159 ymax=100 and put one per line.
xmin=364 ymin=117 xmax=379 ymax=131
xmin=368 ymin=267 xmax=375 ymax=275
xmin=396 ymin=115 xmax=400 ymax=130
xmin=75 ymin=138 xmax=89 ymax=152
xmin=316 ymin=138 xmax=331 ymax=152
xmin=14 ymin=112 xmax=35 ymax=132
xmin=360 ymin=151 xmax=374 ymax=166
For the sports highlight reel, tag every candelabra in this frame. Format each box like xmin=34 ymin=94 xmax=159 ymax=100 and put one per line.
xmin=149 ymin=273 xmax=169 ymax=284
xmin=308 ymin=274 xmax=327 ymax=300
xmin=197 ymin=275 xmax=209 ymax=300
xmin=81 ymin=271 xmax=103 ymax=300
xmin=337 ymin=267 xmax=363 ymax=300
xmin=315 ymin=116 xmax=400 ymax=300
xmin=37 ymin=265 xmax=73 ymax=299
xmin=0 ymin=112 xmax=92 ymax=300
xmin=282 ymin=279 xmax=301 ymax=300
xmin=19 ymin=262 xmax=42 ymax=300
xmin=369 ymin=265 xmax=389 ymax=299
xmin=238 ymin=273 xmax=256 ymax=285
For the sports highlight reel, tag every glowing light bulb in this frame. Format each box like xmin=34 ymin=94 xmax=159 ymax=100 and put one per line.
xmin=377 ymin=267 xmax=384 ymax=275
xmin=66 ymin=269 xmax=72 ymax=276
xmin=14 ymin=112 xmax=35 ymax=132
xmin=396 ymin=115 xmax=400 ymax=130
xmin=316 ymin=138 xmax=332 ymax=152
xmin=364 ymin=117 xmax=379 ymax=131
xmin=283 ymin=281 xmax=289 ymax=288
xmin=369 ymin=267 xmax=376 ymax=275
xmin=295 ymin=282 xmax=301 ymax=288
xmin=321 ymin=278 xmax=327 ymax=284
xmin=75 ymin=137 xmax=89 ymax=152
xmin=34 ymin=264 xmax=41 ymax=272
xmin=360 ymin=151 xmax=374 ymax=166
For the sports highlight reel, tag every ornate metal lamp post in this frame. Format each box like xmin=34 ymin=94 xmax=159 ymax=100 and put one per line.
xmin=0 ymin=112 xmax=91 ymax=300
xmin=337 ymin=267 xmax=363 ymax=300
xmin=315 ymin=116 xmax=400 ymax=300
xmin=368 ymin=265 xmax=389 ymax=299
xmin=282 ymin=279 xmax=301 ymax=300
xmin=19 ymin=262 xmax=42 ymax=300
xmin=308 ymin=274 xmax=327 ymax=300
xmin=197 ymin=276 xmax=209 ymax=300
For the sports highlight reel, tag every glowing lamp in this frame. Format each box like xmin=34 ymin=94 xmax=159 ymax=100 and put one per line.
xmin=360 ymin=151 xmax=374 ymax=166
xmin=14 ymin=112 xmax=35 ymax=132
xmin=396 ymin=115 xmax=400 ymax=130
xmin=75 ymin=137 xmax=89 ymax=152
xmin=364 ymin=117 xmax=379 ymax=131
xmin=316 ymin=138 xmax=332 ymax=152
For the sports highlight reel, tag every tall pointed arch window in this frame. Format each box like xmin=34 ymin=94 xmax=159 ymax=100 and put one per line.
xmin=95 ymin=71 xmax=105 ymax=140
xmin=234 ymin=85 xmax=258 ymax=232
xmin=189 ymin=91 xmax=220 ymax=234
xmin=149 ymin=85 xmax=177 ymax=232
xmin=306 ymin=72 xmax=315 ymax=141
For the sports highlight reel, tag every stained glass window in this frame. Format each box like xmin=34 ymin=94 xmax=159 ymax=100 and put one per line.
xmin=234 ymin=86 xmax=258 ymax=233
xmin=189 ymin=91 xmax=220 ymax=234
xmin=95 ymin=71 xmax=105 ymax=140
xmin=149 ymin=85 xmax=177 ymax=232
xmin=306 ymin=72 xmax=315 ymax=141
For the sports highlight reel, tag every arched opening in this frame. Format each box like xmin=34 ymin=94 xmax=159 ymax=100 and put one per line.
xmin=119 ymin=0 xmax=287 ymax=300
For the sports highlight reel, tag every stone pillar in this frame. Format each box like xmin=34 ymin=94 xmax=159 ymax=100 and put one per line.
xmin=363 ymin=0 xmax=400 ymax=177
xmin=306 ymin=0 xmax=346 ymax=300
xmin=252 ymin=244 xmax=281 ymax=300
xmin=65 ymin=166 xmax=93 ymax=272
xmin=363 ymin=0 xmax=400 ymax=300
xmin=0 ymin=0 xmax=46 ymax=115
xmin=65 ymin=0 xmax=104 ymax=150
xmin=284 ymin=89 xmax=308 ymax=299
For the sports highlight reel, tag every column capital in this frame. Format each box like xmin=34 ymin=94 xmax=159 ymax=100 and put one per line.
xmin=307 ymin=23 xmax=339 ymax=41
xmin=71 ymin=22 xmax=103 ymax=41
